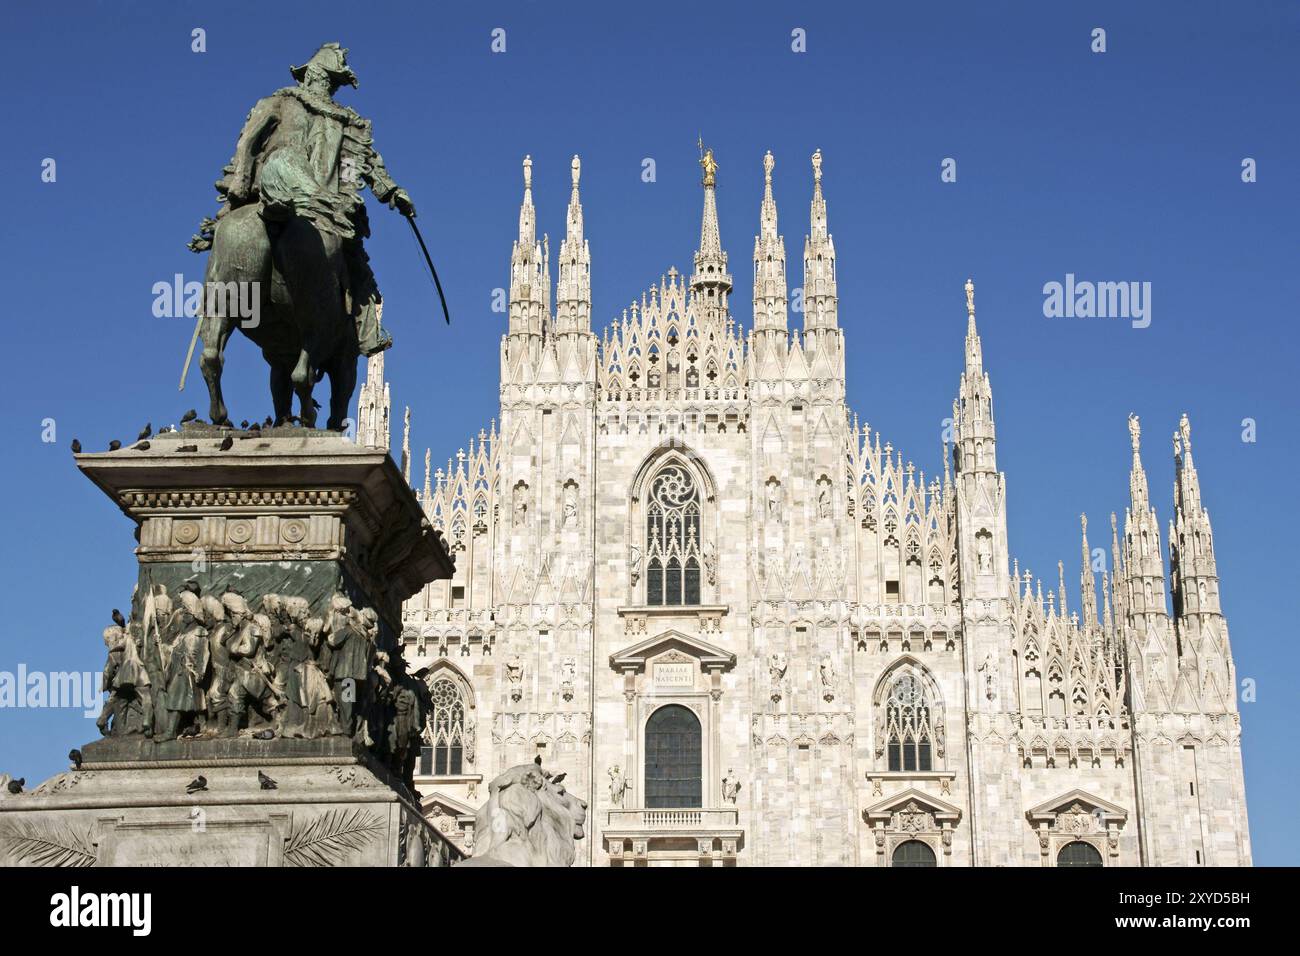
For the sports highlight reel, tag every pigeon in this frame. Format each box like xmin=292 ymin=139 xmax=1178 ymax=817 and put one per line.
xmin=108 ymin=439 xmax=121 ymax=451
xmin=180 ymin=409 xmax=197 ymax=424
xmin=137 ymin=423 xmax=152 ymax=441
xmin=158 ymin=425 xmax=173 ymax=435
xmin=257 ymin=771 xmax=278 ymax=791
xmin=239 ymin=420 xmax=249 ymax=430
xmin=70 ymin=438 xmax=81 ymax=453
xmin=68 ymin=749 xmax=82 ymax=769
xmin=218 ymin=436 xmax=234 ymax=451
xmin=263 ymin=416 xmax=273 ymax=428
xmin=253 ymin=729 xmax=275 ymax=740
xmin=7 ymin=778 xmax=25 ymax=794
xmin=111 ymin=608 xmax=126 ymax=628
xmin=134 ymin=441 xmax=151 ymax=451
xmin=176 ymin=444 xmax=198 ymax=453
xmin=185 ymin=775 xmax=207 ymax=794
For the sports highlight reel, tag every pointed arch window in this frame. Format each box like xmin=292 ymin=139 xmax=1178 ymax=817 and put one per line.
xmin=886 ymin=674 xmax=934 ymax=772
xmin=645 ymin=464 xmax=702 ymax=606
xmin=426 ymin=676 xmax=467 ymax=776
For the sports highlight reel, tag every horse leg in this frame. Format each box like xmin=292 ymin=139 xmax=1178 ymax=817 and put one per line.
xmin=327 ymin=352 xmax=357 ymax=432
xmin=270 ymin=360 xmax=294 ymax=425
xmin=290 ymin=349 xmax=317 ymax=428
xmin=199 ymin=314 xmax=236 ymax=426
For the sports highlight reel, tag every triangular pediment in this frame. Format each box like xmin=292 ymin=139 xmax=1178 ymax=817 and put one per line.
xmin=863 ymin=787 xmax=962 ymax=823
xmin=420 ymin=790 xmax=477 ymax=820
xmin=609 ymin=629 xmax=735 ymax=672
xmin=1026 ymin=788 xmax=1127 ymax=824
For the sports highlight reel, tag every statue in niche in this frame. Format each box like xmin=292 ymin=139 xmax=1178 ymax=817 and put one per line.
xmin=819 ymin=655 xmax=836 ymax=700
xmin=977 ymin=535 xmax=993 ymax=574
xmin=766 ymin=478 xmax=782 ymax=520
xmin=979 ymin=650 xmax=999 ymax=703
xmin=704 ymin=545 xmax=717 ymax=586
xmin=629 ymin=545 xmax=642 ymax=586
xmin=817 ymin=481 xmax=832 ymax=519
xmin=560 ymin=657 xmax=576 ymax=702
xmin=722 ymin=769 xmax=741 ymax=805
xmin=506 ymin=656 xmax=524 ymax=701
xmin=768 ymin=652 xmax=787 ymax=702
xmin=512 ymin=482 xmax=528 ymax=528
xmin=562 ymin=481 xmax=578 ymax=528
xmin=607 ymin=765 xmax=629 ymax=808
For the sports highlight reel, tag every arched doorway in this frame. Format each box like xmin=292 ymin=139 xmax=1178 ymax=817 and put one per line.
xmin=1056 ymin=840 xmax=1103 ymax=867
xmin=891 ymin=840 xmax=937 ymax=867
xmin=645 ymin=704 xmax=702 ymax=808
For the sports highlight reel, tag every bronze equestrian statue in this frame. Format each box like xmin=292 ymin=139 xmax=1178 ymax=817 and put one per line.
xmin=188 ymin=43 xmax=416 ymax=430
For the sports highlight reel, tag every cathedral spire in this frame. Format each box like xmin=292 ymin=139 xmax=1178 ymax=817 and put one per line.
xmin=556 ymin=154 xmax=592 ymax=335
xmin=509 ymin=155 xmax=548 ymax=338
xmin=802 ymin=148 xmax=839 ymax=332
xmin=964 ymin=277 xmax=983 ymax=373
xmin=752 ymin=150 xmax=788 ymax=333
xmin=1170 ymin=413 xmax=1223 ymax=623
xmin=1122 ymin=414 xmax=1168 ymax=628
xmin=1080 ymin=513 xmax=1098 ymax=627
xmin=690 ymin=143 xmax=732 ymax=311
xmin=355 ymin=337 xmax=391 ymax=451
xmin=954 ymin=278 xmax=997 ymax=477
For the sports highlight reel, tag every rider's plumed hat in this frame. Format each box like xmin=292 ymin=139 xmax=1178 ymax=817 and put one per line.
xmin=290 ymin=43 xmax=358 ymax=89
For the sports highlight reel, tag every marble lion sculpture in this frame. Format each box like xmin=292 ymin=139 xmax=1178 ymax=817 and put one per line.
xmin=459 ymin=757 xmax=587 ymax=867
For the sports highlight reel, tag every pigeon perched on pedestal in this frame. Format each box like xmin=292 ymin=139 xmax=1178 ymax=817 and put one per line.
xmin=70 ymin=438 xmax=81 ymax=453
xmin=180 ymin=409 xmax=197 ymax=424
xmin=137 ymin=423 xmax=152 ymax=441
xmin=186 ymin=776 xmax=207 ymax=794
xmin=111 ymin=608 xmax=126 ymax=628
xmin=258 ymin=771 xmax=278 ymax=791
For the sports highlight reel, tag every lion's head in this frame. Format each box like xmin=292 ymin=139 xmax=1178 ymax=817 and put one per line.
xmin=461 ymin=757 xmax=588 ymax=867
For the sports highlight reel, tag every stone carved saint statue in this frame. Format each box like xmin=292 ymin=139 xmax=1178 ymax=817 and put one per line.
xmin=977 ymin=535 xmax=993 ymax=574
xmin=608 ymin=765 xmax=629 ymax=808
xmin=722 ymin=769 xmax=741 ymax=805
xmin=629 ymin=545 xmax=642 ymax=586
xmin=766 ymin=479 xmax=782 ymax=520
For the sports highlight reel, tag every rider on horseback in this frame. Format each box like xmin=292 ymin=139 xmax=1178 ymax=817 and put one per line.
xmin=189 ymin=42 xmax=413 ymax=357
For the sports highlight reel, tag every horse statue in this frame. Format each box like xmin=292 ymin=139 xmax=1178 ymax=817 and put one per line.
xmin=187 ymin=43 xmax=415 ymax=430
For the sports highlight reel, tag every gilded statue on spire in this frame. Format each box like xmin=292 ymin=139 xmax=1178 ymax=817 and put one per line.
xmin=965 ymin=277 xmax=975 ymax=317
xmin=812 ymin=148 xmax=823 ymax=185
xmin=700 ymin=147 xmax=718 ymax=187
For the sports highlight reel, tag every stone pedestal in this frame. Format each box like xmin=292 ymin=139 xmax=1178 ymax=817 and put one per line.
xmin=0 ymin=425 xmax=457 ymax=867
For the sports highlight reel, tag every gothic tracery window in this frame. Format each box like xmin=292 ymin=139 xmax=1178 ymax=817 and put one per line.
xmin=886 ymin=674 xmax=934 ymax=772
xmin=645 ymin=464 xmax=702 ymax=606
xmin=427 ymin=676 xmax=467 ymax=776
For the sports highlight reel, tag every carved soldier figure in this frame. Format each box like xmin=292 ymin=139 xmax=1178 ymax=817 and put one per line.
xmin=158 ymin=589 xmax=212 ymax=739
xmin=96 ymin=624 xmax=128 ymax=736
xmin=325 ymin=592 xmax=374 ymax=741
xmin=226 ymin=606 xmax=281 ymax=736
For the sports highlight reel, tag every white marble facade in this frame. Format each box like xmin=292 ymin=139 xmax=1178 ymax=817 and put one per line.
xmin=358 ymin=150 xmax=1251 ymax=866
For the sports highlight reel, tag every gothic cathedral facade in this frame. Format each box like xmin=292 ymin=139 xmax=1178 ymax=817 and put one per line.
xmin=357 ymin=149 xmax=1251 ymax=867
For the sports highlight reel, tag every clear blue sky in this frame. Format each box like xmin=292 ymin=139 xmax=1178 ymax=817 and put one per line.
xmin=2 ymin=0 xmax=1295 ymax=863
